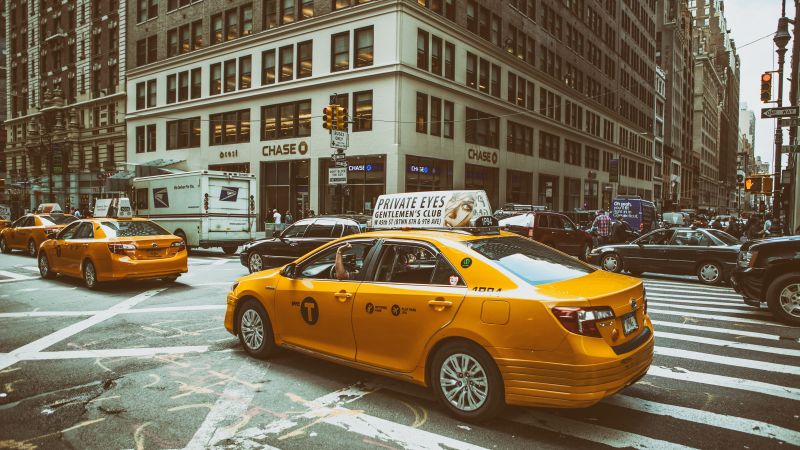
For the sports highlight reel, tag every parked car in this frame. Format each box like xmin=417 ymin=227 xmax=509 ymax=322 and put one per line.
xmin=499 ymin=211 xmax=594 ymax=260
xmin=240 ymin=215 xmax=369 ymax=273
xmin=588 ymin=227 xmax=740 ymax=285
xmin=731 ymin=236 xmax=800 ymax=325
xmin=492 ymin=204 xmax=546 ymax=221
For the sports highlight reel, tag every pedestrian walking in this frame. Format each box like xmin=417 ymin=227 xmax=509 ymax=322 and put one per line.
xmin=591 ymin=210 xmax=612 ymax=245
xmin=285 ymin=210 xmax=294 ymax=225
xmin=272 ymin=209 xmax=282 ymax=224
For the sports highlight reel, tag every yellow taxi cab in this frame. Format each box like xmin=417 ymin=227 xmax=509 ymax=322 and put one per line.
xmin=37 ymin=198 xmax=188 ymax=289
xmin=0 ymin=204 xmax=78 ymax=257
xmin=223 ymin=191 xmax=654 ymax=421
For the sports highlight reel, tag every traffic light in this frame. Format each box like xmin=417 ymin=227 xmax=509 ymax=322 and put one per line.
xmin=762 ymin=176 xmax=773 ymax=195
xmin=322 ymin=105 xmax=336 ymax=130
xmin=335 ymin=106 xmax=347 ymax=131
xmin=761 ymin=72 xmax=773 ymax=102
xmin=744 ymin=176 xmax=762 ymax=192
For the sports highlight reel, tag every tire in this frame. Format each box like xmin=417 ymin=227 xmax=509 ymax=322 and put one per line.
xmin=163 ymin=275 xmax=179 ymax=283
xmin=174 ymin=230 xmax=190 ymax=253
xmin=237 ymin=300 xmax=276 ymax=359
xmin=222 ymin=246 xmax=238 ymax=255
xmin=0 ymin=237 xmax=10 ymax=254
xmin=766 ymin=273 xmax=800 ymax=325
xmin=83 ymin=260 xmax=99 ymax=290
xmin=430 ymin=341 xmax=505 ymax=422
xmin=601 ymin=253 xmax=623 ymax=273
xmin=248 ymin=252 xmax=264 ymax=273
xmin=580 ymin=243 xmax=592 ymax=262
xmin=697 ymin=261 xmax=723 ymax=285
xmin=27 ymin=239 xmax=37 ymax=257
xmin=38 ymin=251 xmax=55 ymax=279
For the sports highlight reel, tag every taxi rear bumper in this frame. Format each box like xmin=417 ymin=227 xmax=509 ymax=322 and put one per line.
xmin=494 ymin=329 xmax=654 ymax=408
xmin=104 ymin=253 xmax=188 ymax=280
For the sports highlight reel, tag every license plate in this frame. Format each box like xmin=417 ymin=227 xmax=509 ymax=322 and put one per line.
xmin=148 ymin=249 xmax=160 ymax=256
xmin=622 ymin=312 xmax=639 ymax=336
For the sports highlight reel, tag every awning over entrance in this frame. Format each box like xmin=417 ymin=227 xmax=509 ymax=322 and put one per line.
xmin=106 ymin=159 xmax=187 ymax=192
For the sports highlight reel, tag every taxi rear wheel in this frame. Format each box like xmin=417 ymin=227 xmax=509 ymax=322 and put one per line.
xmin=163 ymin=275 xmax=179 ymax=283
xmin=430 ymin=341 xmax=504 ymax=422
xmin=27 ymin=239 xmax=37 ymax=257
xmin=83 ymin=260 xmax=100 ymax=290
xmin=0 ymin=237 xmax=10 ymax=253
xmin=237 ymin=300 xmax=276 ymax=359
xmin=39 ymin=251 xmax=55 ymax=279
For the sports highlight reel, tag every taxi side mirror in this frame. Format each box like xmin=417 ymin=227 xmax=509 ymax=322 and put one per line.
xmin=273 ymin=230 xmax=282 ymax=238
xmin=45 ymin=230 xmax=58 ymax=240
xmin=281 ymin=263 xmax=297 ymax=278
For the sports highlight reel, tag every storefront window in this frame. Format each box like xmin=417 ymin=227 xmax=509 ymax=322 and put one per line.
xmin=564 ymin=177 xmax=581 ymax=212
xmin=584 ymin=180 xmax=599 ymax=209
xmin=465 ymin=164 xmax=499 ymax=209
xmin=506 ymin=170 xmax=532 ymax=204
xmin=260 ymin=160 xmax=310 ymax=228
xmin=406 ymin=156 xmax=453 ymax=192
xmin=320 ymin=155 xmax=385 ymax=215
xmin=537 ymin=174 xmax=559 ymax=210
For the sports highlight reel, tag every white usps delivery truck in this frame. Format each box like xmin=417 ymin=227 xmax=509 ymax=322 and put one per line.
xmin=132 ymin=171 xmax=257 ymax=254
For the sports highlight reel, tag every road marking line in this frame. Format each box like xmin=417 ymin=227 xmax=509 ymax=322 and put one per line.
xmin=16 ymin=346 xmax=208 ymax=360
xmin=0 ymin=304 xmax=226 ymax=319
xmin=22 ymin=266 xmax=41 ymax=272
xmin=648 ymin=296 xmax=755 ymax=308
xmin=184 ymin=362 xmax=263 ymax=449
xmin=190 ymin=282 xmax=233 ymax=286
xmin=654 ymin=346 xmax=800 ymax=375
xmin=0 ymin=288 xmax=166 ymax=371
xmin=643 ymin=280 xmax=734 ymax=291
xmin=605 ymin=395 xmax=800 ymax=446
xmin=648 ymin=302 xmax=772 ymax=316
xmin=651 ymin=320 xmax=787 ymax=341
xmin=124 ymin=305 xmax=227 ymax=314
xmin=645 ymin=287 xmax=742 ymax=299
xmin=656 ymin=331 xmax=800 ymax=357
xmin=0 ymin=311 xmax=100 ymax=318
xmin=646 ymin=365 xmax=800 ymax=401
xmin=0 ymin=276 xmax=39 ymax=284
xmin=647 ymin=291 xmax=743 ymax=302
xmin=507 ymin=410 xmax=693 ymax=450
xmin=211 ymin=259 xmax=229 ymax=266
xmin=0 ymin=269 xmax=33 ymax=280
xmin=648 ymin=308 xmax=790 ymax=327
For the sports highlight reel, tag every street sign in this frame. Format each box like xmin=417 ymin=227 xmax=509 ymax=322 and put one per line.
xmin=761 ymin=106 xmax=799 ymax=118
xmin=779 ymin=117 xmax=800 ymax=127
xmin=334 ymin=160 xmax=348 ymax=168
xmin=328 ymin=167 xmax=347 ymax=185
xmin=781 ymin=144 xmax=800 ymax=153
xmin=331 ymin=152 xmax=346 ymax=162
xmin=330 ymin=130 xmax=349 ymax=149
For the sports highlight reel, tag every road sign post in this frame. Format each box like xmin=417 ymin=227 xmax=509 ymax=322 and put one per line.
xmin=330 ymin=130 xmax=348 ymax=149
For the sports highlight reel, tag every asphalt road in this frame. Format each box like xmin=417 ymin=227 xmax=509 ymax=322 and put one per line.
xmin=0 ymin=249 xmax=798 ymax=449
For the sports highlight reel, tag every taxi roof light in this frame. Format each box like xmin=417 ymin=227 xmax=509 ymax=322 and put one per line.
xmin=552 ymin=306 xmax=615 ymax=338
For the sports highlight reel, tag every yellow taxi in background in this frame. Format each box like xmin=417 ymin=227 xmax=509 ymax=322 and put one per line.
xmin=224 ymin=191 xmax=653 ymax=421
xmin=37 ymin=198 xmax=187 ymax=289
xmin=0 ymin=208 xmax=78 ymax=257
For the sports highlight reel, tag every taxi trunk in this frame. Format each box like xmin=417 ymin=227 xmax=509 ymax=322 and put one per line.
xmin=109 ymin=236 xmax=185 ymax=260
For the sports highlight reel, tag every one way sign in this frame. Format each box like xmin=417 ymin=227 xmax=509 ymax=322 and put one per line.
xmin=761 ymin=106 xmax=799 ymax=119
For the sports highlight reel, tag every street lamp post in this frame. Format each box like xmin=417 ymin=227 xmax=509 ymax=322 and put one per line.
xmin=774 ymin=16 xmax=792 ymax=218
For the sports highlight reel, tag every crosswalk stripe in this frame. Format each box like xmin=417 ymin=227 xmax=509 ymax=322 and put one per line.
xmin=507 ymin=410 xmax=693 ymax=450
xmin=605 ymin=395 xmax=800 ymax=446
xmin=656 ymin=331 xmax=800 ymax=357
xmin=647 ymin=296 xmax=753 ymax=308
xmin=22 ymin=266 xmax=41 ymax=272
xmin=646 ymin=365 xmax=800 ymax=401
xmin=654 ymin=347 xmax=800 ymax=375
xmin=0 ymin=270 xmax=32 ymax=280
xmin=648 ymin=308 xmax=789 ymax=327
xmin=648 ymin=302 xmax=772 ymax=316
xmin=647 ymin=290 xmax=743 ymax=301
xmin=646 ymin=287 xmax=742 ymax=299
xmin=643 ymin=279 xmax=733 ymax=291
xmin=651 ymin=320 xmax=788 ymax=341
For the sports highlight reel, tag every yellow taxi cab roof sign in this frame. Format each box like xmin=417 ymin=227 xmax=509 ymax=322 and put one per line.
xmin=94 ymin=198 xmax=134 ymax=219
xmin=371 ymin=190 xmax=493 ymax=229
xmin=36 ymin=203 xmax=63 ymax=214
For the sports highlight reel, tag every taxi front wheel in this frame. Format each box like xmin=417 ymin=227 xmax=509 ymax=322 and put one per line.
xmin=0 ymin=237 xmax=10 ymax=253
xmin=237 ymin=300 xmax=276 ymax=359
xmin=431 ymin=341 xmax=505 ymax=422
xmin=38 ymin=252 xmax=55 ymax=279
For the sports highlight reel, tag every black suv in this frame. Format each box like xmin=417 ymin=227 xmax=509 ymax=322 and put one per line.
xmin=240 ymin=215 xmax=369 ymax=273
xmin=731 ymin=235 xmax=800 ymax=324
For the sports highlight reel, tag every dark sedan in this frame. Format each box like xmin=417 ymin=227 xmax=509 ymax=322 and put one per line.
xmin=498 ymin=211 xmax=594 ymax=260
xmin=587 ymin=227 xmax=741 ymax=285
xmin=240 ymin=215 xmax=369 ymax=273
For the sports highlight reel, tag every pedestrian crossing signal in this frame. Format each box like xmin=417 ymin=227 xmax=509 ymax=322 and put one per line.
xmin=744 ymin=177 xmax=762 ymax=192
xmin=761 ymin=72 xmax=772 ymax=102
xmin=762 ymin=176 xmax=773 ymax=195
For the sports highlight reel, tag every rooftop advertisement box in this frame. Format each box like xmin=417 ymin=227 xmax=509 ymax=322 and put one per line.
xmin=372 ymin=190 xmax=492 ymax=229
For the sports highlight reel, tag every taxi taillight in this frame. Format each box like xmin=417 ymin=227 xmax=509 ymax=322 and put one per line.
xmin=170 ymin=241 xmax=185 ymax=250
xmin=108 ymin=243 xmax=135 ymax=254
xmin=643 ymin=286 xmax=647 ymax=315
xmin=551 ymin=306 xmax=615 ymax=338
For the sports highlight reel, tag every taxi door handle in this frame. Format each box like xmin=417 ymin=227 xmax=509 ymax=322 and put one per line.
xmin=334 ymin=291 xmax=352 ymax=302
xmin=428 ymin=298 xmax=453 ymax=311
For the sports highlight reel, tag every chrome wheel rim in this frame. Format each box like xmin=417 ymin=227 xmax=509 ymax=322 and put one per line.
xmin=439 ymin=353 xmax=489 ymax=412
xmin=700 ymin=264 xmax=719 ymax=282
xmin=1 ymin=239 xmax=6 ymax=251
xmin=778 ymin=283 xmax=800 ymax=318
xmin=241 ymin=309 xmax=264 ymax=350
xmin=39 ymin=254 xmax=48 ymax=276
xmin=602 ymin=255 xmax=619 ymax=272
xmin=583 ymin=245 xmax=591 ymax=260
xmin=249 ymin=253 xmax=263 ymax=272
xmin=28 ymin=241 xmax=36 ymax=256
xmin=85 ymin=263 xmax=96 ymax=286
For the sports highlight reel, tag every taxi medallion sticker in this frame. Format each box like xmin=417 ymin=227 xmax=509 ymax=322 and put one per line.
xmin=300 ymin=297 xmax=319 ymax=325
xmin=365 ymin=302 xmax=375 ymax=314
xmin=460 ymin=258 xmax=472 ymax=268
xmin=391 ymin=304 xmax=401 ymax=316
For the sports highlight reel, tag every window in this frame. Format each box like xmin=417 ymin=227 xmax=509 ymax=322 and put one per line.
xmin=465 ymin=108 xmax=499 ymax=148
xmin=444 ymin=42 xmax=455 ymax=79
xmin=297 ymin=40 xmax=313 ymax=78
xmin=146 ymin=125 xmax=156 ymax=152
xmin=507 ymin=121 xmax=533 ymax=155
xmin=431 ymin=35 xmax=442 ymax=75
xmin=585 ymin=146 xmax=599 ymax=170
xmin=224 ymin=59 xmax=236 ymax=92
xmin=210 ymin=63 xmax=222 ymax=94
xmin=279 ymin=45 xmax=293 ymax=81
xmin=190 ymin=68 xmax=201 ymax=99
xmin=166 ymin=117 xmax=200 ymax=149
xmin=466 ymin=52 xmax=477 ymax=88
xmin=241 ymin=3 xmax=253 ymax=36
xmin=490 ymin=64 xmax=500 ymax=97
xmin=137 ymin=0 xmax=157 ymax=22
xmin=565 ymin=140 xmax=581 ymax=166
xmin=192 ymin=20 xmax=203 ymax=50
xmin=211 ymin=13 xmax=223 ymax=44
xmin=355 ymin=26 xmax=374 ymax=68
xmin=180 ymin=23 xmax=190 ymax=54
xmin=353 ymin=90 xmax=373 ymax=132
xmin=331 ymin=32 xmax=349 ymax=72
xmin=136 ymin=36 xmax=158 ymax=66
xmin=298 ymin=241 xmax=373 ymax=281
xmin=416 ymin=93 xmax=428 ymax=133
xmin=209 ymin=110 xmax=250 ymax=145
xmin=539 ymin=131 xmax=560 ymax=161
xmin=262 ymin=49 xmax=276 ymax=85
xmin=260 ymin=100 xmax=312 ymax=140
xmin=166 ymin=75 xmax=177 ymax=103
xmin=136 ymin=188 xmax=148 ymax=210
xmin=374 ymin=244 xmax=442 ymax=285
xmin=417 ymin=29 xmax=429 ymax=70
xmin=443 ymin=101 xmax=454 ymax=139
xmin=430 ymin=96 xmax=441 ymax=136
xmin=478 ymin=59 xmax=489 ymax=93
xmin=167 ymin=29 xmax=178 ymax=56
xmin=225 ymin=8 xmax=239 ymax=41
xmin=239 ymin=56 xmax=252 ymax=89
xmin=136 ymin=126 xmax=145 ymax=153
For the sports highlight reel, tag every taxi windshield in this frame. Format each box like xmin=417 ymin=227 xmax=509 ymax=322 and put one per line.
xmin=39 ymin=214 xmax=78 ymax=226
xmin=466 ymin=236 xmax=594 ymax=286
xmin=100 ymin=221 xmax=171 ymax=237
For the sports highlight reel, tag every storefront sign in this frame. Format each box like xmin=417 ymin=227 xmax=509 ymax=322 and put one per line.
xmin=372 ymin=190 xmax=492 ymax=228
xmin=262 ymin=141 xmax=309 ymax=157
xmin=408 ymin=164 xmax=438 ymax=174
xmin=467 ymin=148 xmax=498 ymax=165
xmin=328 ymin=167 xmax=347 ymax=185
xmin=219 ymin=149 xmax=239 ymax=159
xmin=348 ymin=163 xmax=383 ymax=172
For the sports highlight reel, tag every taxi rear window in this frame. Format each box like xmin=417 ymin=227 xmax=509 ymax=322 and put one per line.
xmin=39 ymin=214 xmax=78 ymax=226
xmin=100 ymin=221 xmax=171 ymax=237
xmin=466 ymin=236 xmax=594 ymax=286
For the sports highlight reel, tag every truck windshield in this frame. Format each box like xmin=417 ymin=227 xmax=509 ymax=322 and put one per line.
xmin=465 ymin=236 xmax=595 ymax=286
xmin=100 ymin=221 xmax=171 ymax=237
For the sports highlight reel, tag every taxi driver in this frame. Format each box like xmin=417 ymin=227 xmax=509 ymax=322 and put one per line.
xmin=335 ymin=243 xmax=359 ymax=280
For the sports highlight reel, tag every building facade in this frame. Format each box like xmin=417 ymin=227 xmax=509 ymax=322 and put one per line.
xmin=125 ymin=0 xmax=658 ymax=225
xmin=3 ymin=0 xmax=127 ymax=214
